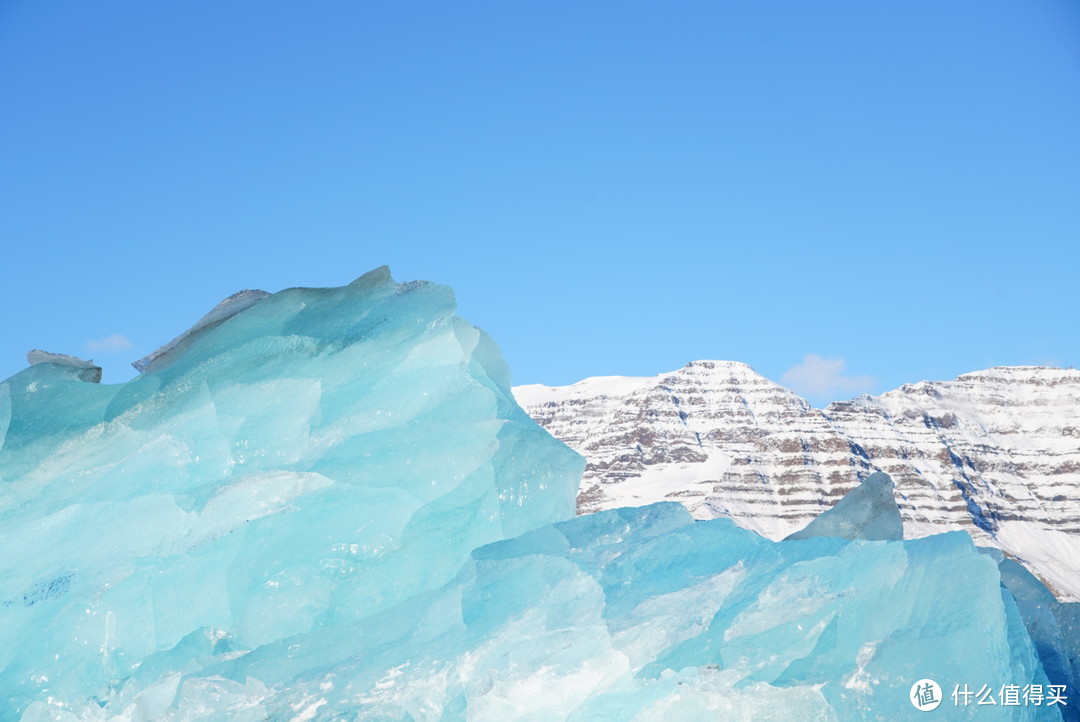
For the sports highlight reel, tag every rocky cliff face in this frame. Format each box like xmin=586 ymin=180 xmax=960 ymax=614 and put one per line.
xmin=514 ymin=361 xmax=1080 ymax=599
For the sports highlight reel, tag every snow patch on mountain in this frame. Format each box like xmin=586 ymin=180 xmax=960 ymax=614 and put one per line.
xmin=514 ymin=361 xmax=1080 ymax=600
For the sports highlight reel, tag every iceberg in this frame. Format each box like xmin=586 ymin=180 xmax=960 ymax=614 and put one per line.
xmin=1 ymin=268 xmax=582 ymax=719
xmin=1 ymin=269 xmax=1075 ymax=720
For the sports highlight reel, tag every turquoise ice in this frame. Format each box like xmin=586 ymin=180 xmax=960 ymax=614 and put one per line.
xmin=1 ymin=268 xmax=582 ymax=719
xmin=149 ymin=504 xmax=1059 ymax=720
xmin=1 ymin=269 xmax=1074 ymax=720
xmin=785 ymin=471 xmax=903 ymax=542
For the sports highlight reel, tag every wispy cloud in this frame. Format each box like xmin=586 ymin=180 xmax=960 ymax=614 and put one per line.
xmin=85 ymin=333 xmax=134 ymax=353
xmin=780 ymin=354 xmax=875 ymax=399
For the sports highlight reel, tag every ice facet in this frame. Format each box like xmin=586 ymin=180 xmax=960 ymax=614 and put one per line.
xmin=101 ymin=505 xmax=1060 ymax=720
xmin=26 ymin=349 xmax=102 ymax=383
xmin=997 ymin=557 xmax=1080 ymax=718
xmin=131 ymin=288 xmax=271 ymax=373
xmin=0 ymin=269 xmax=582 ymax=719
xmin=785 ymin=471 xmax=904 ymax=542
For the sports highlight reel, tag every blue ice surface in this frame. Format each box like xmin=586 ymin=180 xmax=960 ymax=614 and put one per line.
xmin=785 ymin=471 xmax=904 ymax=542
xmin=0 ymin=268 xmax=582 ymax=719
xmin=990 ymin=552 xmax=1080 ymax=719
xmin=0 ymin=269 xmax=1074 ymax=720
xmin=71 ymin=505 xmax=1062 ymax=720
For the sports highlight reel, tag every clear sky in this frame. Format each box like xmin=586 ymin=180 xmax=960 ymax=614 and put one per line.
xmin=2 ymin=1 xmax=1078 ymax=405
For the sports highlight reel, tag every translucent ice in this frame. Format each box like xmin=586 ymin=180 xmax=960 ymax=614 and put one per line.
xmin=0 ymin=268 xmax=582 ymax=719
xmin=26 ymin=349 xmax=102 ymax=383
xmin=66 ymin=504 xmax=1063 ymax=720
xmin=131 ymin=289 xmax=271 ymax=373
xmin=995 ymin=555 xmax=1080 ymax=718
xmin=785 ymin=471 xmax=904 ymax=542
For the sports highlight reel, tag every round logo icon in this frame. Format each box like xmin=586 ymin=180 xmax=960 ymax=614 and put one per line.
xmin=910 ymin=679 xmax=942 ymax=711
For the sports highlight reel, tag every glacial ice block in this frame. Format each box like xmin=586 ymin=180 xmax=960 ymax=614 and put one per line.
xmin=0 ymin=267 xmax=583 ymax=719
xmin=996 ymin=555 xmax=1080 ymax=718
xmin=785 ymin=471 xmax=904 ymax=542
xmin=81 ymin=503 xmax=1063 ymax=720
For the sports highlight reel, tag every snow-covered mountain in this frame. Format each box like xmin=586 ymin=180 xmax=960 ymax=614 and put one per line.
xmin=514 ymin=361 xmax=1080 ymax=599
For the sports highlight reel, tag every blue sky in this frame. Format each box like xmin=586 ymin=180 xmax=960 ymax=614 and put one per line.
xmin=2 ymin=1 xmax=1078 ymax=405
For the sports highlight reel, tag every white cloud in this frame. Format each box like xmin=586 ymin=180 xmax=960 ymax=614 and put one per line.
xmin=85 ymin=333 xmax=134 ymax=352
xmin=780 ymin=354 xmax=875 ymax=399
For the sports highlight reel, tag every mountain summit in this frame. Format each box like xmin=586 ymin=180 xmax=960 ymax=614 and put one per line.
xmin=514 ymin=361 xmax=1080 ymax=600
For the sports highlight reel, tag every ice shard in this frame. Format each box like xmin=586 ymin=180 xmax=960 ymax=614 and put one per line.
xmin=131 ymin=289 xmax=271 ymax=373
xmin=785 ymin=471 xmax=904 ymax=542
xmin=995 ymin=554 xmax=1080 ymax=718
xmin=26 ymin=349 xmax=102 ymax=384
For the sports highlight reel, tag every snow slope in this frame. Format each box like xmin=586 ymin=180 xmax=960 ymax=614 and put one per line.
xmin=515 ymin=361 xmax=1080 ymax=599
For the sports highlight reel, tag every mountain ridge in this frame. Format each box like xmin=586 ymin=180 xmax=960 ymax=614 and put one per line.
xmin=514 ymin=360 xmax=1080 ymax=600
